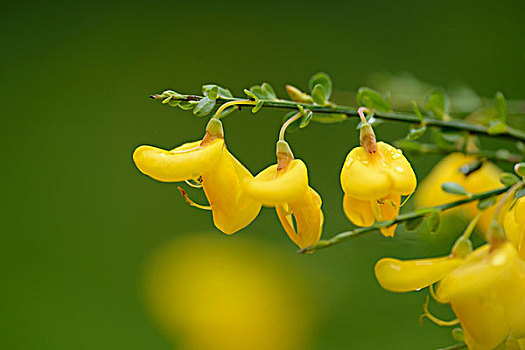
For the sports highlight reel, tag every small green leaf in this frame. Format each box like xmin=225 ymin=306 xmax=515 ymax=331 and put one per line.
xmin=308 ymin=72 xmax=332 ymax=99
xmin=459 ymin=160 xmax=483 ymax=175
xmin=406 ymin=125 xmax=426 ymax=140
xmin=411 ymin=100 xmax=423 ymax=121
xmin=356 ymin=87 xmax=391 ymax=113
xmin=300 ymin=110 xmax=313 ymax=128
xmin=428 ymin=212 xmax=442 ymax=233
xmin=202 ymin=84 xmax=233 ymax=98
xmin=487 ymin=120 xmax=507 ymax=134
xmin=425 ymin=90 xmax=450 ymax=119
xmin=261 ymin=83 xmax=277 ymax=100
xmin=193 ymin=97 xmax=216 ymax=117
xmin=478 ymin=197 xmax=496 ymax=210
xmin=404 ymin=216 xmax=423 ymax=231
xmin=312 ymin=84 xmax=327 ymax=105
xmin=249 ymin=85 xmax=267 ymax=100
xmin=451 ymin=328 xmax=464 ymax=342
xmin=516 ymin=187 xmax=525 ymax=199
xmin=244 ymin=89 xmax=259 ymax=101
xmin=178 ymin=100 xmax=198 ymax=110
xmin=252 ymin=100 xmax=264 ymax=113
xmin=167 ymin=99 xmax=180 ymax=107
xmin=441 ymin=182 xmax=469 ymax=195
xmin=515 ymin=162 xmax=525 ymax=177
xmin=208 ymin=85 xmax=219 ymax=100
xmin=494 ymin=91 xmax=507 ymax=122
xmin=500 ymin=172 xmax=520 ymax=186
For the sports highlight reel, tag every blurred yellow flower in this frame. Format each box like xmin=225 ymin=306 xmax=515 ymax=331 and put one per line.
xmin=246 ymin=141 xmax=323 ymax=249
xmin=133 ymin=119 xmax=261 ymax=234
xmin=415 ymin=153 xmax=502 ymax=233
xmin=341 ymin=141 xmax=416 ymax=237
xmin=503 ymin=196 xmax=525 ymax=259
xmin=142 ymin=235 xmax=317 ymax=350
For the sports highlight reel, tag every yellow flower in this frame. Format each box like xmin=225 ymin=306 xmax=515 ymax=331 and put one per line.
xmin=133 ymin=118 xmax=261 ymax=234
xmin=341 ymin=141 xmax=416 ymax=237
xmin=415 ymin=153 xmax=502 ymax=233
xmin=245 ymin=141 xmax=323 ymax=249
xmin=503 ymin=196 xmax=525 ymax=259
xmin=142 ymin=235 xmax=317 ymax=350
xmin=437 ymin=242 xmax=525 ymax=349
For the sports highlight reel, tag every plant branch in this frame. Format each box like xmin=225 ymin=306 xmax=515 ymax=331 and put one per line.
xmin=395 ymin=141 xmax=524 ymax=163
xmin=151 ymin=93 xmax=525 ymax=142
xmin=297 ymin=185 xmax=513 ymax=254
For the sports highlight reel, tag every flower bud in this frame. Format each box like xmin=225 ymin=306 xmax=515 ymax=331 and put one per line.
xmin=359 ymin=123 xmax=377 ymax=153
xmin=285 ymin=85 xmax=313 ymax=103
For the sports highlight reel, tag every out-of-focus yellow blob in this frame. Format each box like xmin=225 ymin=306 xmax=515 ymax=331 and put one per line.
xmin=246 ymin=156 xmax=323 ymax=249
xmin=374 ymin=256 xmax=462 ymax=292
xmin=503 ymin=197 xmax=525 ymax=259
xmin=142 ymin=235 xmax=317 ymax=350
xmin=340 ymin=141 xmax=416 ymax=237
xmin=437 ymin=242 xmax=525 ymax=348
xmin=415 ymin=153 xmax=502 ymax=233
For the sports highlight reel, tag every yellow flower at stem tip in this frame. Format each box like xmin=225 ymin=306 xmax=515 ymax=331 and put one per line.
xmin=341 ymin=109 xmax=416 ymax=237
xmin=415 ymin=153 xmax=502 ymax=233
xmin=133 ymin=118 xmax=261 ymax=234
xmin=245 ymin=115 xmax=323 ymax=250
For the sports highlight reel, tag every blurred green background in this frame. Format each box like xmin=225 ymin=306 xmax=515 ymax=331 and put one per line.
xmin=3 ymin=0 xmax=524 ymax=349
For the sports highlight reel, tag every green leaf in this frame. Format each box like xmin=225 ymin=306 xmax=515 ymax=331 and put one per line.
xmin=249 ymin=85 xmax=267 ymax=100
xmin=300 ymin=110 xmax=313 ymax=128
xmin=167 ymin=99 xmax=180 ymax=107
xmin=494 ymin=91 xmax=507 ymax=122
xmin=208 ymin=85 xmax=219 ymax=100
xmin=459 ymin=160 xmax=483 ymax=175
xmin=252 ymin=100 xmax=264 ymax=113
xmin=178 ymin=100 xmax=198 ymax=110
xmin=405 ymin=125 xmax=426 ymax=140
xmin=487 ymin=120 xmax=507 ymax=134
xmin=500 ymin=172 xmax=520 ymax=186
xmin=244 ymin=89 xmax=259 ymax=101
xmin=261 ymin=83 xmax=277 ymax=100
xmin=516 ymin=187 xmax=525 ymax=200
xmin=515 ymin=162 xmax=525 ymax=177
xmin=428 ymin=212 xmax=442 ymax=234
xmin=404 ymin=216 xmax=423 ymax=231
xmin=394 ymin=140 xmax=423 ymax=152
xmin=441 ymin=182 xmax=469 ymax=195
xmin=452 ymin=328 xmax=464 ymax=342
xmin=193 ymin=97 xmax=216 ymax=117
xmin=312 ymin=84 xmax=327 ymax=105
xmin=425 ymin=90 xmax=450 ymax=119
xmin=202 ymin=84 xmax=233 ymax=98
xmin=478 ymin=197 xmax=496 ymax=210
xmin=308 ymin=72 xmax=332 ymax=99
xmin=356 ymin=87 xmax=391 ymax=113
xmin=411 ymin=100 xmax=423 ymax=121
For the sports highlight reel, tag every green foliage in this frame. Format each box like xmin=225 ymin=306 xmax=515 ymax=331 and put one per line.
xmin=309 ymin=72 xmax=332 ymax=99
xmin=193 ymin=97 xmax=216 ymax=117
xmin=499 ymin=172 xmax=520 ymax=186
xmin=425 ymin=90 xmax=450 ymax=119
xmin=477 ymin=196 xmax=496 ymax=210
xmin=356 ymin=87 xmax=391 ymax=113
xmin=404 ymin=216 xmax=424 ymax=231
xmin=428 ymin=212 xmax=442 ymax=233
xmin=203 ymin=84 xmax=233 ymax=98
xmin=441 ymin=182 xmax=469 ymax=195
xmin=312 ymin=84 xmax=328 ymax=105
xmin=300 ymin=110 xmax=313 ymax=128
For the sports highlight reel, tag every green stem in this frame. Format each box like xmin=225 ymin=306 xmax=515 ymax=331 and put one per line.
xmin=151 ymin=94 xmax=525 ymax=142
xmin=395 ymin=141 xmax=524 ymax=163
xmin=297 ymin=185 xmax=512 ymax=254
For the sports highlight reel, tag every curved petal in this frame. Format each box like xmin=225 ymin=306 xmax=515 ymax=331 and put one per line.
xmin=202 ymin=150 xmax=261 ymax=234
xmin=133 ymin=139 xmax=224 ymax=182
xmin=340 ymin=146 xmax=391 ymax=201
xmin=276 ymin=188 xmax=323 ymax=249
xmin=343 ymin=195 xmax=374 ymax=227
xmin=245 ymin=160 xmax=309 ymax=205
xmin=374 ymin=256 xmax=462 ymax=292
xmin=377 ymin=142 xmax=417 ymax=196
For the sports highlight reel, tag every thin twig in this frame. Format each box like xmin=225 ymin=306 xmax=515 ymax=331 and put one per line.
xmin=151 ymin=94 xmax=525 ymax=142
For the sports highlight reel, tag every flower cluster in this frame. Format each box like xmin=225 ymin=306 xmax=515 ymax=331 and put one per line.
xmin=133 ymin=107 xmax=416 ymax=248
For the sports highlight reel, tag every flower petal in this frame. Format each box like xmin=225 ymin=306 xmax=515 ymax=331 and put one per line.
xmin=245 ymin=160 xmax=309 ymax=205
xmin=202 ymin=150 xmax=261 ymax=235
xmin=374 ymin=256 xmax=462 ymax=292
xmin=377 ymin=142 xmax=417 ymax=196
xmin=133 ymin=139 xmax=224 ymax=182
xmin=343 ymin=195 xmax=374 ymax=227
